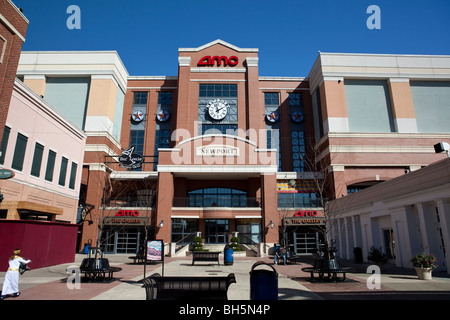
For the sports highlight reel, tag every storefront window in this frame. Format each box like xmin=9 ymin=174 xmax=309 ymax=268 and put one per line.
xmin=171 ymin=218 xmax=198 ymax=244
xmin=187 ymin=188 xmax=248 ymax=207
xmin=236 ymin=219 xmax=261 ymax=244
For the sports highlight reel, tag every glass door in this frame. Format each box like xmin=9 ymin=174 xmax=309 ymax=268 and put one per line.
xmin=116 ymin=228 xmax=140 ymax=254
xmin=293 ymin=231 xmax=319 ymax=254
xmin=205 ymin=219 xmax=229 ymax=244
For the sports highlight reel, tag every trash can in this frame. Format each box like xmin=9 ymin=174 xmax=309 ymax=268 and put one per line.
xmin=224 ymin=245 xmax=234 ymax=266
xmin=353 ymin=247 xmax=363 ymax=263
xmin=249 ymin=261 xmax=278 ymax=300
xmin=83 ymin=243 xmax=91 ymax=254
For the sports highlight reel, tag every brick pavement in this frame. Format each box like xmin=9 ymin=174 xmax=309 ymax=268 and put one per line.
xmin=1 ymin=255 xmax=450 ymax=301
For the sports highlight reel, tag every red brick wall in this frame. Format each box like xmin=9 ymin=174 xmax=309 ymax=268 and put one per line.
xmin=0 ymin=0 xmax=28 ymax=144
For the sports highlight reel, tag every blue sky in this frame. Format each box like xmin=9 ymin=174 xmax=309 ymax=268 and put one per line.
xmin=13 ymin=0 xmax=450 ymax=77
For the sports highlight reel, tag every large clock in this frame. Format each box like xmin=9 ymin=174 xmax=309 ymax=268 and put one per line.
xmin=207 ymin=99 xmax=228 ymax=120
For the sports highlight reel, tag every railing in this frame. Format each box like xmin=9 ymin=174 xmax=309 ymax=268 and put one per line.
xmin=173 ymin=197 xmax=261 ymax=208
xmin=103 ymin=196 xmax=155 ymax=208
xmin=277 ymin=197 xmax=326 ymax=208
xmin=174 ymin=233 xmax=196 ymax=253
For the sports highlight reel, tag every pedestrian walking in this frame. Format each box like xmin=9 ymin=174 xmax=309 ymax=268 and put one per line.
xmin=1 ymin=249 xmax=31 ymax=300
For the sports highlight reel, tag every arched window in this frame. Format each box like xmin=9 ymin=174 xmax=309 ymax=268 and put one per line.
xmin=188 ymin=188 xmax=247 ymax=207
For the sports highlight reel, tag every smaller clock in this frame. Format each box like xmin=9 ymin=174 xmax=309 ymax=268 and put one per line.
xmin=131 ymin=110 xmax=144 ymax=122
xmin=291 ymin=111 xmax=304 ymax=123
xmin=157 ymin=110 xmax=170 ymax=122
xmin=207 ymin=99 xmax=228 ymax=120
xmin=266 ymin=111 xmax=279 ymax=123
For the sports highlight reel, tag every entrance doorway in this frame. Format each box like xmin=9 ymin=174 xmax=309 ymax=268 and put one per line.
xmin=101 ymin=227 xmax=145 ymax=254
xmin=383 ymin=228 xmax=395 ymax=259
xmin=204 ymin=219 xmax=229 ymax=244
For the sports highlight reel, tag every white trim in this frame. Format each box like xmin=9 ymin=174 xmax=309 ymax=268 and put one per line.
xmin=178 ymin=134 xmax=257 ymax=147
xmin=394 ymin=118 xmax=418 ymax=133
xmin=127 ymin=87 xmax=178 ymax=90
xmin=7 ymin=0 xmax=29 ymax=23
xmin=327 ymin=117 xmax=350 ymax=132
xmin=110 ymin=171 xmax=158 ymax=179
xmin=246 ymin=57 xmax=259 ymax=67
xmin=259 ymin=87 xmax=309 ymax=91
xmin=128 ymin=76 xmax=177 ymax=80
xmin=259 ymin=76 xmax=308 ymax=81
xmin=157 ymin=165 xmax=277 ymax=173
xmin=328 ymin=145 xmax=435 ymax=153
xmin=178 ymin=39 xmax=258 ymax=53
xmin=178 ymin=56 xmax=191 ymax=67
xmin=84 ymin=144 xmax=118 ymax=157
xmin=190 ymin=67 xmax=247 ymax=73
xmin=235 ymin=215 xmax=262 ymax=218
xmin=191 ymin=79 xmax=246 ymax=82
xmin=85 ymin=131 xmax=121 ymax=150
xmin=23 ymin=74 xmax=46 ymax=80
xmin=0 ymin=12 xmax=26 ymax=42
xmin=170 ymin=214 xmax=201 ymax=218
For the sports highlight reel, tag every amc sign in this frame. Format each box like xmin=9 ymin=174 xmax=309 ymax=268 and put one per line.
xmin=294 ymin=210 xmax=318 ymax=217
xmin=115 ymin=210 xmax=139 ymax=217
xmin=198 ymin=56 xmax=239 ymax=67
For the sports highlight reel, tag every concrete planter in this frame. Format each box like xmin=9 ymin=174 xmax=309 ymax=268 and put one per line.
xmin=415 ymin=267 xmax=433 ymax=280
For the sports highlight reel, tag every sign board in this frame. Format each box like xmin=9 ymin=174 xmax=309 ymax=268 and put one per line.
xmin=115 ymin=210 xmax=139 ymax=217
xmin=196 ymin=145 xmax=239 ymax=157
xmin=0 ymin=169 xmax=15 ymax=179
xmin=118 ymin=146 xmax=144 ymax=169
xmin=198 ymin=56 xmax=238 ymax=67
xmin=147 ymin=240 xmax=164 ymax=262
xmin=103 ymin=216 xmax=148 ymax=226
xmin=284 ymin=216 xmax=326 ymax=226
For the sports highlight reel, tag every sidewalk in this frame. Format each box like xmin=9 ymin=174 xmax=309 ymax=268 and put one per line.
xmin=1 ymin=254 xmax=450 ymax=301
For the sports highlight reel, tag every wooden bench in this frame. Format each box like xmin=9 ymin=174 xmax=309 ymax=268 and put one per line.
xmin=142 ymin=273 xmax=236 ymax=300
xmin=79 ymin=258 xmax=122 ymax=281
xmin=191 ymin=251 xmax=221 ymax=266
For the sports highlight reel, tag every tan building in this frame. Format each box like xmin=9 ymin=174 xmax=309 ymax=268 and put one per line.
xmin=14 ymin=41 xmax=450 ymax=261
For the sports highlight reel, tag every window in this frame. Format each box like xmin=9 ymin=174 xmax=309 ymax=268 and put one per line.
xmin=187 ymin=188 xmax=250 ymax=207
xmin=154 ymin=92 xmax=173 ymax=170
xmin=265 ymin=92 xmax=281 ymax=171
xmin=344 ymin=80 xmax=395 ymax=133
xmin=0 ymin=126 xmax=10 ymax=165
xmin=59 ymin=157 xmax=68 ymax=186
xmin=129 ymin=130 xmax=145 ymax=156
xmin=30 ymin=142 xmax=44 ymax=177
xmin=171 ymin=218 xmax=199 ymax=243
xmin=289 ymin=93 xmax=306 ymax=172
xmin=45 ymin=150 xmax=56 ymax=182
xmin=129 ymin=92 xmax=148 ymax=171
xmin=11 ymin=133 xmax=28 ymax=171
xmin=198 ymin=84 xmax=238 ymax=135
xmin=199 ymin=84 xmax=237 ymax=98
xmin=277 ymin=193 xmax=319 ymax=208
xmin=69 ymin=162 xmax=78 ymax=189
xmin=133 ymin=92 xmax=148 ymax=105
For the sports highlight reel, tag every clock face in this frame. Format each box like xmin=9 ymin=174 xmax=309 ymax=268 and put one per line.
xmin=207 ymin=99 xmax=228 ymax=120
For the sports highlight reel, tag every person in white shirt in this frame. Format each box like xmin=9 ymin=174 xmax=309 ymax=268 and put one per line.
xmin=1 ymin=249 xmax=31 ymax=299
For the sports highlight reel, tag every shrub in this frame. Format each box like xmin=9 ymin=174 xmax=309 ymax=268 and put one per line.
xmin=367 ymin=246 xmax=388 ymax=264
